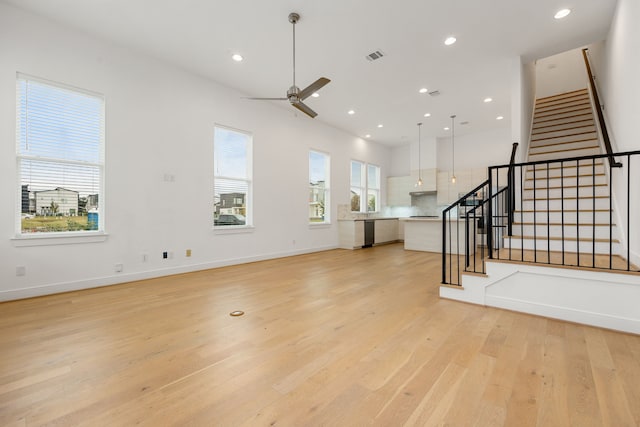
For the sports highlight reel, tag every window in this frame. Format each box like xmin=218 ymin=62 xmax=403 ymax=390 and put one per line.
xmin=214 ymin=126 xmax=252 ymax=228
xmin=350 ymin=160 xmax=380 ymax=212
xmin=309 ymin=150 xmax=330 ymax=223
xmin=350 ymin=160 xmax=365 ymax=212
xmin=367 ymin=164 xmax=381 ymax=212
xmin=16 ymin=74 xmax=104 ymax=234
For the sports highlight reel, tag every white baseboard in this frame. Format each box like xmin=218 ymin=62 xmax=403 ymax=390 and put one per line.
xmin=0 ymin=245 xmax=338 ymax=302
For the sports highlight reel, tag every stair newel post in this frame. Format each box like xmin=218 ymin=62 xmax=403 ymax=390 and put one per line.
xmin=487 ymin=167 xmax=494 ymax=259
xmin=507 ymin=142 xmax=518 ymax=237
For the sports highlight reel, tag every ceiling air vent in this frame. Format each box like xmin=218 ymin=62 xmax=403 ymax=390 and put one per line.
xmin=366 ymin=50 xmax=385 ymax=61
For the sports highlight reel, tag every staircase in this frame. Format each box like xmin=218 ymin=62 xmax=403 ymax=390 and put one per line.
xmin=440 ymin=87 xmax=640 ymax=335
xmin=503 ymin=88 xmax=622 ymax=261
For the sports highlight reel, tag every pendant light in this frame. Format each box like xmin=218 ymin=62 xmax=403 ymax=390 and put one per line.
xmin=415 ymin=122 xmax=423 ymax=187
xmin=450 ymin=115 xmax=457 ymax=184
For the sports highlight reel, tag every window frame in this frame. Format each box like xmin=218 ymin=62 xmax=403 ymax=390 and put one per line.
xmin=14 ymin=73 xmax=106 ymax=243
xmin=308 ymin=149 xmax=331 ymax=225
xmin=213 ymin=124 xmax=253 ymax=230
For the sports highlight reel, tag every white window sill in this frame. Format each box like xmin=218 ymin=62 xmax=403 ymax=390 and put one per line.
xmin=11 ymin=232 xmax=109 ymax=247
xmin=213 ymin=225 xmax=255 ymax=235
xmin=309 ymin=222 xmax=331 ymax=229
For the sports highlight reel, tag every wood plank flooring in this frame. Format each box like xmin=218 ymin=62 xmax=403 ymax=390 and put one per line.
xmin=1 ymin=243 xmax=639 ymax=426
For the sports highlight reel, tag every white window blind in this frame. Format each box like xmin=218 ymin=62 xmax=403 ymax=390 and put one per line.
xmin=309 ymin=150 xmax=330 ymax=223
xmin=17 ymin=74 xmax=104 ymax=234
xmin=214 ymin=126 xmax=252 ymax=227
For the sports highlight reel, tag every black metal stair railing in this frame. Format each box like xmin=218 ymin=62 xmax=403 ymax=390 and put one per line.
xmin=442 ymin=149 xmax=640 ymax=286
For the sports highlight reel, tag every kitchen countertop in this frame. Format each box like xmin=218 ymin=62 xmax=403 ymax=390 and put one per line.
xmin=338 ymin=217 xmax=399 ymax=221
xmin=400 ymin=217 xmax=466 ymax=221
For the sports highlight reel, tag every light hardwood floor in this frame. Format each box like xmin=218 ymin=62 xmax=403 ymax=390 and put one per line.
xmin=1 ymin=243 xmax=639 ymax=426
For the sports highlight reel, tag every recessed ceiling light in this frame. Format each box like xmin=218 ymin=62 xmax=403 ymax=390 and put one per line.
xmin=231 ymin=54 xmax=243 ymax=62
xmin=554 ymin=8 xmax=571 ymax=19
xmin=444 ymin=36 xmax=457 ymax=46
xmin=311 ymin=92 xmax=319 ymax=98
xmin=424 ymin=113 xmax=431 ymax=117
xmin=419 ymin=88 xmax=428 ymax=94
xmin=377 ymin=124 xmax=383 ymax=128
xmin=496 ymin=116 xmax=504 ymax=120
xmin=444 ymin=127 xmax=450 ymax=131
xmin=484 ymin=97 xmax=493 ymax=103
xmin=365 ymin=134 xmax=371 ymax=138
xmin=348 ymin=110 xmax=355 ymax=115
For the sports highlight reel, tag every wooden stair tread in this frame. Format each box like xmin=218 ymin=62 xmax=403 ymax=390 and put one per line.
xmin=533 ymin=112 xmax=593 ymax=125
xmin=492 ymin=248 xmax=638 ymax=272
xmin=528 ymin=145 xmax=600 ymax=156
xmin=513 ymin=222 xmax=616 ymax=226
xmin=526 ymin=173 xmax=605 ymax=180
xmin=523 ymin=195 xmax=609 ymax=201
xmin=527 ymin=161 xmax=604 ymax=171
xmin=531 ymin=131 xmax=598 ymax=143
xmin=534 ymin=98 xmax=592 ymax=110
xmin=535 ymin=88 xmax=588 ymax=103
xmin=515 ymin=209 xmax=612 ymax=213
xmin=523 ymin=183 xmax=608 ymax=190
xmin=509 ymin=235 xmax=620 ymax=243
xmin=530 ymin=136 xmax=598 ymax=148
xmin=532 ymin=118 xmax=594 ymax=130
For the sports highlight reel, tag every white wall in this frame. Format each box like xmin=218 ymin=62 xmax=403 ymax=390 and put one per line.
xmin=389 ymin=144 xmax=410 ymax=176
xmin=509 ymin=56 xmax=536 ymax=162
xmin=595 ymin=0 xmax=640 ymax=267
xmin=436 ymin=127 xmax=512 ymax=173
xmin=0 ymin=4 xmax=392 ymax=300
xmin=535 ymin=49 xmax=589 ymax=99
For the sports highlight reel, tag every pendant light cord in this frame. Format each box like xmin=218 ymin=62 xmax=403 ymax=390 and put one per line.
xmin=451 ymin=115 xmax=456 ymax=183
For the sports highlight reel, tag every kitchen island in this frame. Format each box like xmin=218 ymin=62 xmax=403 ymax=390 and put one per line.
xmin=401 ymin=217 xmax=476 ymax=254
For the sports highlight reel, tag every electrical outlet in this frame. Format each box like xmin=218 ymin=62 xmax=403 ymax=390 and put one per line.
xmin=186 ymin=249 xmax=192 ymax=257
xmin=142 ymin=253 xmax=148 ymax=262
xmin=16 ymin=266 xmax=26 ymax=276
xmin=162 ymin=251 xmax=168 ymax=259
xmin=115 ymin=263 xmax=123 ymax=273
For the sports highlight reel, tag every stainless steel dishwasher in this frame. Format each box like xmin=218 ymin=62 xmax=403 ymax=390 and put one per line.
xmin=363 ymin=220 xmax=375 ymax=248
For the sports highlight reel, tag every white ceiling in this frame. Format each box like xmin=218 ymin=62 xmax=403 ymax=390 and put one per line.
xmin=3 ymin=0 xmax=617 ymax=146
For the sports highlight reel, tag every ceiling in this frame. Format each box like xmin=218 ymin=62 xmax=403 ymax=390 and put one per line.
xmin=3 ymin=0 xmax=617 ymax=146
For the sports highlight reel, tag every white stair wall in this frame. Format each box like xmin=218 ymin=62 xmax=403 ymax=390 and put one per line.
xmin=440 ymin=261 xmax=640 ymax=334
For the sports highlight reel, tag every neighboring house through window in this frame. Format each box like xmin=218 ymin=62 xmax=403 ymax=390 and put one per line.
xmin=309 ymin=150 xmax=330 ymax=223
xmin=16 ymin=73 xmax=104 ymax=234
xmin=350 ymin=160 xmax=380 ymax=212
xmin=214 ymin=126 xmax=252 ymax=227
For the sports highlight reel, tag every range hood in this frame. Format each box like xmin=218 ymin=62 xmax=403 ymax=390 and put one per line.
xmin=409 ymin=190 xmax=437 ymax=196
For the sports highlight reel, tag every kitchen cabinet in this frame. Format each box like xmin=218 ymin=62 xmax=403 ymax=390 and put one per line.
xmin=338 ymin=219 xmax=400 ymax=249
xmin=374 ymin=219 xmax=399 ymax=244
xmin=338 ymin=220 xmax=364 ymax=249
xmin=437 ymin=168 xmax=486 ymax=205
xmin=387 ymin=168 xmax=436 ymax=207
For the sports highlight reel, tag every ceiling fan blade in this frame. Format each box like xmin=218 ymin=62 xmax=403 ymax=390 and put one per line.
xmin=298 ymin=77 xmax=330 ymax=101
xmin=292 ymin=101 xmax=318 ymax=118
xmin=244 ymin=97 xmax=288 ymax=101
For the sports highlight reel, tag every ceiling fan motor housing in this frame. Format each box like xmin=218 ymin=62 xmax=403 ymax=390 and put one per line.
xmin=287 ymin=85 xmax=300 ymax=102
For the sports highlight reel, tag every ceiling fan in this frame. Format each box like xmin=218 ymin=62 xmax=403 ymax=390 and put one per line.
xmin=246 ymin=12 xmax=330 ymax=118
